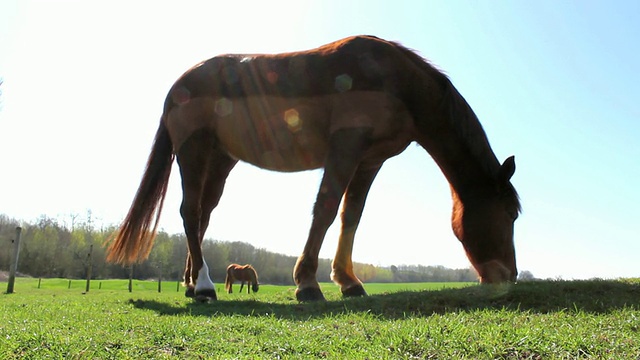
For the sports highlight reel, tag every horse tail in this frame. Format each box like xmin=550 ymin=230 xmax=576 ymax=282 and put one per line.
xmin=105 ymin=119 xmax=175 ymax=264
xmin=225 ymin=265 xmax=234 ymax=293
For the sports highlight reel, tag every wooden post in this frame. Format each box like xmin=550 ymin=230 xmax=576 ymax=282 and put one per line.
xmin=128 ymin=265 xmax=133 ymax=292
xmin=38 ymin=278 xmax=42 ymax=289
xmin=85 ymin=244 xmax=93 ymax=293
xmin=6 ymin=227 xmax=23 ymax=294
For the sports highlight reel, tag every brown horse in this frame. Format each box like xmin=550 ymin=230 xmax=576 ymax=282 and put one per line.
xmin=106 ymin=35 xmax=520 ymax=302
xmin=225 ymin=264 xmax=259 ymax=294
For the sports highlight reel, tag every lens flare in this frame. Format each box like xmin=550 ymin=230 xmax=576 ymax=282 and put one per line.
xmin=215 ymin=98 xmax=233 ymax=117
xmin=334 ymin=74 xmax=353 ymax=92
xmin=266 ymin=71 xmax=279 ymax=84
xmin=172 ymin=86 xmax=191 ymax=105
xmin=284 ymin=108 xmax=302 ymax=132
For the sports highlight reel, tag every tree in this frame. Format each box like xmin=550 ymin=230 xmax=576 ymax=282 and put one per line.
xmin=390 ymin=265 xmax=398 ymax=281
xmin=147 ymin=231 xmax=173 ymax=281
xmin=1 ymin=212 xmax=491 ymax=284
xmin=0 ymin=215 xmax=21 ymax=272
xmin=354 ymin=263 xmax=377 ymax=282
xmin=517 ymin=270 xmax=536 ymax=282
xmin=22 ymin=217 xmax=63 ymax=277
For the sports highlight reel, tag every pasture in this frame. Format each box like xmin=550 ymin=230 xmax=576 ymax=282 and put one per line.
xmin=1 ymin=278 xmax=639 ymax=358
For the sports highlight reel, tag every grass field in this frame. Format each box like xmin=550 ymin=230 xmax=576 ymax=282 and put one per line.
xmin=1 ymin=278 xmax=639 ymax=359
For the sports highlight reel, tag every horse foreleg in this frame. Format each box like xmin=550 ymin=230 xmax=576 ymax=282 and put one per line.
xmin=239 ymin=281 xmax=245 ymax=293
xmin=184 ymin=254 xmax=195 ymax=298
xmin=294 ymin=128 xmax=372 ymax=301
xmin=331 ymin=163 xmax=382 ymax=297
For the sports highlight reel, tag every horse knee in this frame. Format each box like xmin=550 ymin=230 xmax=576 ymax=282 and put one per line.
xmin=294 ymin=256 xmax=319 ymax=284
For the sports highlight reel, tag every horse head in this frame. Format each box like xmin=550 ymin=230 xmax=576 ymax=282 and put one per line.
xmin=451 ymin=156 xmax=520 ymax=283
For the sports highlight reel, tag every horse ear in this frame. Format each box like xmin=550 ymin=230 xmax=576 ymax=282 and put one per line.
xmin=498 ymin=156 xmax=516 ymax=183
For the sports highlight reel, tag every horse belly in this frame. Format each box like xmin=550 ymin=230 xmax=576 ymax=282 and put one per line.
xmin=214 ymin=96 xmax=331 ymax=172
xmin=165 ymin=92 xmax=415 ymax=171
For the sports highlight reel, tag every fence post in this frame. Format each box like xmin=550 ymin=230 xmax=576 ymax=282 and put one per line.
xmin=157 ymin=264 xmax=162 ymax=293
xmin=6 ymin=227 xmax=23 ymax=294
xmin=85 ymin=244 xmax=93 ymax=293
xmin=128 ymin=265 xmax=133 ymax=292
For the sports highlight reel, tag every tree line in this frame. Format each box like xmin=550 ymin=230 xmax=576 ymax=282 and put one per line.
xmin=0 ymin=213 xmax=507 ymax=284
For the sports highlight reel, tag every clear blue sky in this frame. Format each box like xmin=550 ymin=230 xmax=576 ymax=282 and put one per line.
xmin=1 ymin=1 xmax=638 ymax=280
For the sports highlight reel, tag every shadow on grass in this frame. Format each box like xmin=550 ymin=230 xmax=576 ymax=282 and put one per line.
xmin=129 ymin=279 xmax=640 ymax=320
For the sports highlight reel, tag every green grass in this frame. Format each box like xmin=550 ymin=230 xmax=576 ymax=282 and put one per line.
xmin=6 ymin=277 xmax=473 ymax=295
xmin=1 ymin=278 xmax=639 ymax=359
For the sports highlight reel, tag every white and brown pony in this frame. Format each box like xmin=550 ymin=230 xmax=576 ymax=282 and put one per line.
xmin=106 ymin=35 xmax=520 ymax=302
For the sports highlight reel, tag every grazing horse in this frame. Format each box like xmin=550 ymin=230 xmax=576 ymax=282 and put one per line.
xmin=225 ymin=264 xmax=259 ymax=294
xmin=106 ymin=35 xmax=520 ymax=302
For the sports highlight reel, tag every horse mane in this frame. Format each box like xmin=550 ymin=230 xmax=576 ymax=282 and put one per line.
xmin=393 ymin=44 xmax=497 ymax=175
xmin=393 ymin=42 xmax=521 ymax=210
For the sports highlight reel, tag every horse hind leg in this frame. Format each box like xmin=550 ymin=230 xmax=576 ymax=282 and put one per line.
xmin=331 ymin=163 xmax=382 ymax=297
xmin=177 ymin=134 xmax=206 ymax=299
xmin=225 ymin=270 xmax=234 ymax=293
xmin=195 ymin=148 xmax=236 ymax=299
xmin=178 ymin=128 xmax=236 ymax=301
xmin=194 ymin=145 xmax=236 ymax=300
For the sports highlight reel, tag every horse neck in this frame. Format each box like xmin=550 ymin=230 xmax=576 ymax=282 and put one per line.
xmin=408 ymin=78 xmax=501 ymax=200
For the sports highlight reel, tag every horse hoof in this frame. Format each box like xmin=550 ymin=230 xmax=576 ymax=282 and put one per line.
xmin=296 ymin=287 xmax=326 ymax=302
xmin=185 ymin=287 xmax=195 ymax=298
xmin=341 ymin=285 xmax=367 ymax=297
xmin=194 ymin=289 xmax=217 ymax=302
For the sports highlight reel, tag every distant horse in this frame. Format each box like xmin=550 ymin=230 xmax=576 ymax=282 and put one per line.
xmin=106 ymin=35 xmax=520 ymax=302
xmin=225 ymin=264 xmax=259 ymax=294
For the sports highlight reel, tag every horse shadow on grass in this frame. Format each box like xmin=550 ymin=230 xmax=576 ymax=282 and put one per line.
xmin=129 ymin=279 xmax=640 ymax=320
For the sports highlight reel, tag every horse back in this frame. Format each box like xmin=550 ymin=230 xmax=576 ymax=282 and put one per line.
xmin=164 ymin=35 xmax=407 ymax=109
xmin=163 ymin=35 xmax=419 ymax=170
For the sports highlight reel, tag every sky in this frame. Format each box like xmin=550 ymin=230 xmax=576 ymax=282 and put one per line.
xmin=1 ymin=1 xmax=638 ymax=280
